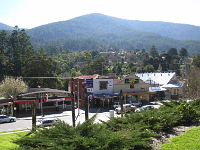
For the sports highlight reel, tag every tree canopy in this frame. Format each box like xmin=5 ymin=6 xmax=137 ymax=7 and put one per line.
xmin=0 ymin=76 xmax=28 ymax=99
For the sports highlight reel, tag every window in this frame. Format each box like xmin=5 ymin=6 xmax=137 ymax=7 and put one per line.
xmin=130 ymin=84 xmax=134 ymax=88
xmin=174 ymin=89 xmax=176 ymax=95
xmin=99 ymin=81 xmax=108 ymax=90
xmin=177 ymin=89 xmax=179 ymax=95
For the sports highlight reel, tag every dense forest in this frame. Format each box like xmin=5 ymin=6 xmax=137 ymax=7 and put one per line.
xmin=1 ymin=13 xmax=200 ymax=89
xmin=1 ymin=13 xmax=200 ymax=55
xmin=0 ymin=27 xmax=195 ymax=90
xmin=24 ymin=13 xmax=200 ymax=55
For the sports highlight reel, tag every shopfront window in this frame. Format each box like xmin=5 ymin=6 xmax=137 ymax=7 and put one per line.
xmin=22 ymin=103 xmax=32 ymax=110
xmin=99 ymin=81 xmax=108 ymax=90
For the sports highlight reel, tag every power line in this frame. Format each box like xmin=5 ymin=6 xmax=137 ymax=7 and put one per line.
xmin=22 ymin=77 xmax=72 ymax=79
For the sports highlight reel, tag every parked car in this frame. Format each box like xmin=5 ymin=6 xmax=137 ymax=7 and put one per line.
xmin=112 ymin=102 xmax=120 ymax=109
xmin=115 ymin=104 xmax=136 ymax=114
xmin=36 ymin=118 xmax=57 ymax=127
xmin=129 ymin=101 xmax=142 ymax=106
xmin=0 ymin=115 xmax=16 ymax=123
xmin=135 ymin=105 xmax=155 ymax=112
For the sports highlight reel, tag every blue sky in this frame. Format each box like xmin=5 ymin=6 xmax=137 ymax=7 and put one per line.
xmin=0 ymin=0 xmax=200 ymax=29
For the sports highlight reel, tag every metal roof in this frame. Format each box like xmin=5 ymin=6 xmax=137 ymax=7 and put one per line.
xmin=19 ymin=88 xmax=70 ymax=96
xmin=162 ymin=81 xmax=185 ymax=88
xmin=136 ymin=72 xmax=176 ymax=85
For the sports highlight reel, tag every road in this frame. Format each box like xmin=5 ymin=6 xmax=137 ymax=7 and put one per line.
xmin=0 ymin=108 xmax=119 ymax=132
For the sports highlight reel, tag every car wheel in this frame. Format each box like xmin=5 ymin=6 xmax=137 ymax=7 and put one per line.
xmin=10 ymin=119 xmax=14 ymax=122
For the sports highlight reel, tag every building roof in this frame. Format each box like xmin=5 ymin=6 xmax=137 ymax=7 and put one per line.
xmin=78 ymin=74 xmax=99 ymax=79
xmin=136 ymin=72 xmax=176 ymax=85
xmin=19 ymin=88 xmax=70 ymax=96
xmin=113 ymin=79 xmax=121 ymax=84
xmin=162 ymin=81 xmax=185 ymax=88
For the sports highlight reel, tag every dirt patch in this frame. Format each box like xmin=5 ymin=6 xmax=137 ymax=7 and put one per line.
xmin=151 ymin=123 xmax=200 ymax=150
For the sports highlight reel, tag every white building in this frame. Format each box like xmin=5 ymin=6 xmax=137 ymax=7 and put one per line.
xmin=136 ymin=72 xmax=185 ymax=99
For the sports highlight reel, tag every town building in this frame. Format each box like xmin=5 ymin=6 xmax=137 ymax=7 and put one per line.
xmin=68 ymin=74 xmax=99 ymax=108
xmin=1 ymin=88 xmax=71 ymax=116
xmin=2 ymin=72 xmax=184 ymax=117
xmin=136 ymin=72 xmax=185 ymax=99
xmin=113 ymin=73 xmax=154 ymax=103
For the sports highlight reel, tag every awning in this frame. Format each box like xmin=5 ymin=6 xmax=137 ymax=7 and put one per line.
xmin=14 ymin=97 xmax=71 ymax=104
xmin=123 ymin=91 xmax=157 ymax=96
xmin=149 ymin=86 xmax=167 ymax=92
xmin=19 ymin=89 xmax=70 ymax=96
xmin=93 ymin=93 xmax=120 ymax=97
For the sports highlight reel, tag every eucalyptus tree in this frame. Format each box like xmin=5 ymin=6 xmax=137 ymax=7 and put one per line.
xmin=192 ymin=54 xmax=200 ymax=69
xmin=80 ymin=57 xmax=108 ymax=75
xmin=149 ymin=45 xmax=159 ymax=58
xmin=179 ymin=48 xmax=188 ymax=57
xmin=6 ymin=28 xmax=34 ymax=77
xmin=0 ymin=30 xmax=8 ymax=80
xmin=168 ymin=47 xmax=178 ymax=55
xmin=22 ymin=51 xmax=61 ymax=88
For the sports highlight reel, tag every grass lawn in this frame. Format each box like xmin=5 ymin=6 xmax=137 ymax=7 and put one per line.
xmin=0 ymin=130 xmax=29 ymax=150
xmin=162 ymin=126 xmax=200 ymax=150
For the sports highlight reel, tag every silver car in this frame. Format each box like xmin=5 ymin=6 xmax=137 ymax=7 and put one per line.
xmin=36 ymin=118 xmax=57 ymax=127
xmin=115 ymin=104 xmax=136 ymax=114
xmin=0 ymin=115 xmax=16 ymax=123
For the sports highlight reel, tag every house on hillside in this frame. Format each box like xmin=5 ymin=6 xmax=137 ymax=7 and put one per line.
xmin=136 ymin=72 xmax=185 ymax=100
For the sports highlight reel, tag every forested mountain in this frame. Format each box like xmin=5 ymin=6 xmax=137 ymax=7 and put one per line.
xmin=27 ymin=13 xmax=200 ymax=41
xmin=2 ymin=13 xmax=200 ymax=55
xmin=0 ymin=22 xmax=13 ymax=30
xmin=24 ymin=13 xmax=200 ymax=55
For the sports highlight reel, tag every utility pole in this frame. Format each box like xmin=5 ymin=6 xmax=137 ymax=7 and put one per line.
xmin=77 ymin=60 xmax=80 ymax=115
xmin=71 ymin=91 xmax=75 ymax=127
xmin=32 ymin=101 xmax=36 ymax=132
xmin=40 ymin=96 xmax=44 ymax=117
xmin=83 ymin=84 xmax=89 ymax=120
xmin=120 ymin=89 xmax=123 ymax=117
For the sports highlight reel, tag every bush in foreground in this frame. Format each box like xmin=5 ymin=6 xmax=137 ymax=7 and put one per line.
xmin=15 ymin=100 xmax=200 ymax=150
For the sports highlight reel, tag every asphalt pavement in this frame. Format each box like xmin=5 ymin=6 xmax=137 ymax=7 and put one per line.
xmin=0 ymin=107 xmax=117 ymax=133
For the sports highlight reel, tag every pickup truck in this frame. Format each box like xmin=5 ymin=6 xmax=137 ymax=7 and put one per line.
xmin=112 ymin=102 xmax=120 ymax=109
xmin=115 ymin=104 xmax=136 ymax=114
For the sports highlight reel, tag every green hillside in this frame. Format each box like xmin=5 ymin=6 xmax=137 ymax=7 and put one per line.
xmin=25 ymin=13 xmax=200 ymax=55
xmin=0 ymin=22 xmax=14 ymax=30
